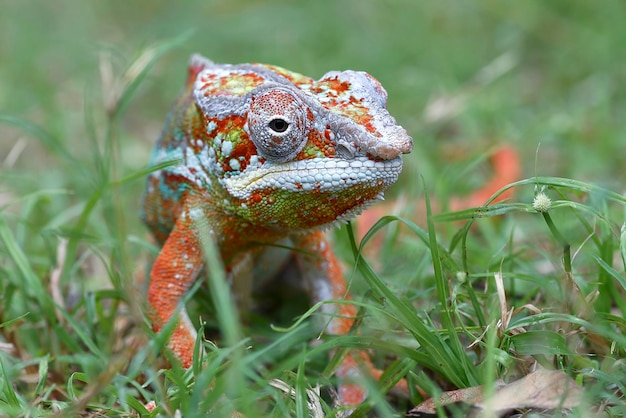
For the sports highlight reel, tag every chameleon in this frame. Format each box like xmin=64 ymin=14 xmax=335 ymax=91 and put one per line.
xmin=141 ymin=53 xmax=413 ymax=408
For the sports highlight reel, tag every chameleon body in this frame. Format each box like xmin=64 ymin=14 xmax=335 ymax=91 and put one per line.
xmin=141 ymin=54 xmax=413 ymax=406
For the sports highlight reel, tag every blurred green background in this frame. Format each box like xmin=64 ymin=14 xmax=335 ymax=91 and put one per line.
xmin=2 ymin=0 xmax=625 ymax=198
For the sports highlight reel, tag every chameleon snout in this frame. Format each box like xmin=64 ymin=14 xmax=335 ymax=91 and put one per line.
xmin=360 ymin=125 xmax=413 ymax=161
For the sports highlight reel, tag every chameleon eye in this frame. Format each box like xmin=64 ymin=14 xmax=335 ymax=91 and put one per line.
xmin=268 ymin=118 xmax=289 ymax=133
xmin=247 ymin=88 xmax=310 ymax=163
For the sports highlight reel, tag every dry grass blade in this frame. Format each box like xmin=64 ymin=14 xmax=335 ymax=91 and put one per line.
xmin=410 ymin=369 xmax=581 ymax=417
xmin=479 ymin=369 xmax=582 ymax=416
xmin=49 ymin=238 xmax=68 ymax=325
xmin=2 ymin=137 xmax=28 ymax=168
xmin=100 ymin=47 xmax=158 ymax=117
xmin=410 ymin=384 xmax=502 ymax=415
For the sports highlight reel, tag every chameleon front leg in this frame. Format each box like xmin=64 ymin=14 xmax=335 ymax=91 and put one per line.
xmin=291 ymin=229 xmax=380 ymax=406
xmin=147 ymin=212 xmax=204 ymax=368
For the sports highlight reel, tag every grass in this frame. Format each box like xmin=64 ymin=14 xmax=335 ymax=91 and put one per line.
xmin=2 ymin=1 xmax=626 ymax=417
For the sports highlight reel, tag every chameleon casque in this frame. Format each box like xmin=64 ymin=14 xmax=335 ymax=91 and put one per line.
xmin=141 ymin=54 xmax=413 ymax=407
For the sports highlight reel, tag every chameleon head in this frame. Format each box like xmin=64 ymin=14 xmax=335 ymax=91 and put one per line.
xmin=192 ymin=58 xmax=413 ymax=231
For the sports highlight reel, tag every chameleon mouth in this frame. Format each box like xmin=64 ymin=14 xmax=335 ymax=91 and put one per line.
xmin=222 ymin=156 xmax=403 ymax=200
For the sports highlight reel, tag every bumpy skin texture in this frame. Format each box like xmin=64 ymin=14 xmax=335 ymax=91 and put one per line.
xmin=141 ymin=54 xmax=413 ymax=407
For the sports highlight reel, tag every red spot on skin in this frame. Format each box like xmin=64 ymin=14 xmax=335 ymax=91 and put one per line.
xmin=295 ymin=183 xmax=303 ymax=189
xmin=187 ymin=64 xmax=208 ymax=89
xmin=365 ymin=153 xmax=385 ymax=162
xmin=312 ymin=82 xmax=385 ymax=136
xmin=230 ymin=140 xmax=257 ymax=171
xmin=293 ymin=130 xmax=336 ymax=161
xmin=364 ymin=123 xmax=377 ymax=134
xmin=309 ymin=76 xmax=351 ymax=96
xmin=213 ymin=114 xmax=247 ymax=135
xmin=249 ymin=191 xmax=263 ymax=204
xmin=198 ymin=81 xmax=211 ymax=93
xmin=327 ymin=77 xmax=352 ymax=94
xmin=202 ymin=114 xmax=260 ymax=173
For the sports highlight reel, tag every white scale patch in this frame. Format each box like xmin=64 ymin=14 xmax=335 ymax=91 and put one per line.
xmin=222 ymin=140 xmax=233 ymax=157
xmin=151 ymin=146 xmax=215 ymax=189
xmin=248 ymin=154 xmax=261 ymax=169
xmin=229 ymin=158 xmax=241 ymax=171
xmin=206 ymin=120 xmax=217 ymax=134
xmin=222 ymin=156 xmax=402 ymax=199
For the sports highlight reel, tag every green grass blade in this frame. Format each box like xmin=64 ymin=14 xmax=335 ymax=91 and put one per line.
xmin=0 ymin=214 xmax=55 ymax=319
xmin=510 ymin=330 xmax=571 ymax=356
xmin=347 ymin=223 xmax=471 ymax=388
xmin=593 ymin=255 xmax=626 ymax=316
xmin=424 ymin=180 xmax=478 ymax=386
xmin=295 ymin=349 xmax=308 ymax=418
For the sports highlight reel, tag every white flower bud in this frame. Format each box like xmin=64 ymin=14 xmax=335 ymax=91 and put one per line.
xmin=533 ymin=192 xmax=552 ymax=212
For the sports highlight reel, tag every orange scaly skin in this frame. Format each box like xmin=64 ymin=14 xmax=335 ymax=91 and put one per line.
xmin=141 ymin=54 xmax=413 ymax=408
